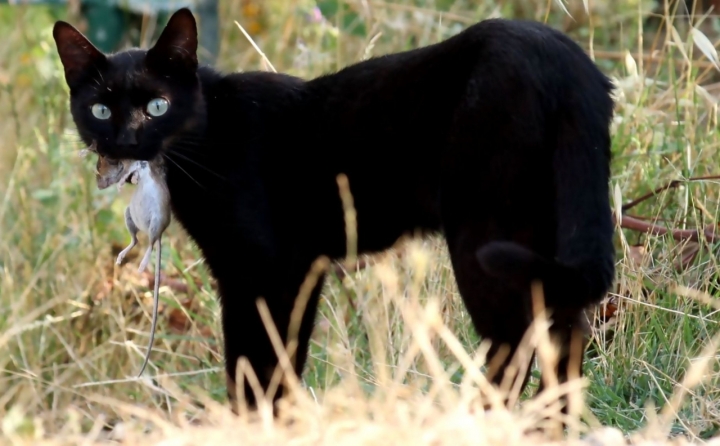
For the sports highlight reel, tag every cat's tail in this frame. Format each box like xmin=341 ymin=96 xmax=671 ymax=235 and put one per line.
xmin=476 ymin=67 xmax=616 ymax=311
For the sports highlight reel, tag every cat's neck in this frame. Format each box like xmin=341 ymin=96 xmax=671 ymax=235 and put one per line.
xmin=197 ymin=65 xmax=305 ymax=97
xmin=162 ymin=67 xmax=306 ymax=195
xmin=197 ymin=65 xmax=224 ymax=90
xmin=193 ymin=65 xmax=307 ymax=145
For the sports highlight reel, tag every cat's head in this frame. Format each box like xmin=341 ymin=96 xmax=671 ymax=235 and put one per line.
xmin=53 ymin=8 xmax=205 ymax=161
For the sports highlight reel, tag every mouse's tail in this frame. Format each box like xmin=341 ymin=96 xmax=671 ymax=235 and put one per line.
xmin=137 ymin=238 xmax=161 ymax=377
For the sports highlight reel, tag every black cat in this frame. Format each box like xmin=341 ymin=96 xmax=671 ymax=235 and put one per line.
xmin=53 ymin=8 xmax=616 ymax=413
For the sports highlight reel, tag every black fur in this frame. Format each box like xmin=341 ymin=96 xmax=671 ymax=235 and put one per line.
xmin=54 ymin=8 xmax=616 ymax=412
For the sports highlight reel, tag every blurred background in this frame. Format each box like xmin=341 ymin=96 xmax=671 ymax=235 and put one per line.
xmin=3 ymin=0 xmax=720 ymax=442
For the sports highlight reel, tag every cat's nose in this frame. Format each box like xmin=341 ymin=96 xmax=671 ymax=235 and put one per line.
xmin=116 ymin=128 xmax=138 ymax=147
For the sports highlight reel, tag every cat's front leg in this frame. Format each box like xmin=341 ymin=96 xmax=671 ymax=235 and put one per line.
xmin=216 ymin=253 xmax=327 ymax=415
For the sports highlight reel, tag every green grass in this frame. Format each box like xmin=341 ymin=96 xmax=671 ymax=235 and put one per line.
xmin=3 ymin=0 xmax=720 ymax=443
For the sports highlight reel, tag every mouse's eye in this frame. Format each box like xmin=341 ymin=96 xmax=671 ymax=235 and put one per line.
xmin=147 ymin=98 xmax=169 ymax=117
xmin=91 ymin=103 xmax=111 ymax=120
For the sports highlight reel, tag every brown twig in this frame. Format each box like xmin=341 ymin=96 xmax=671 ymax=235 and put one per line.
xmin=614 ymin=175 xmax=720 ymax=243
xmin=625 ymin=214 xmax=675 ymax=222
xmin=622 ymin=175 xmax=720 ymax=212
xmin=615 ymin=214 xmax=720 ymax=242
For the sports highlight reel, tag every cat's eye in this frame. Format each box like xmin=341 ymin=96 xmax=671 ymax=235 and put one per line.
xmin=91 ymin=103 xmax=111 ymax=120
xmin=147 ymin=98 xmax=169 ymax=117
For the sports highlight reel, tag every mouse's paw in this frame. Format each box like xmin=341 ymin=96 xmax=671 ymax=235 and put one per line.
xmin=116 ymin=249 xmax=130 ymax=265
xmin=137 ymin=257 xmax=149 ymax=273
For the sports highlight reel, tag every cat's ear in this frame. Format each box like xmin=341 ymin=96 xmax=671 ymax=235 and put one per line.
xmin=146 ymin=8 xmax=198 ymax=73
xmin=53 ymin=21 xmax=106 ymax=88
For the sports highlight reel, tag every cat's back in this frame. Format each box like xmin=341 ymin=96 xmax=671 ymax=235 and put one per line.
xmin=200 ymin=18 xmax=607 ymax=167
xmin=188 ymin=18 xmax=613 ymax=256
xmin=295 ymin=18 xmax=609 ymax=172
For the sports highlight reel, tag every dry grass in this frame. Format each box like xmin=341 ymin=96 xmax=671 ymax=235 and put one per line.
xmin=3 ymin=0 xmax=720 ymax=444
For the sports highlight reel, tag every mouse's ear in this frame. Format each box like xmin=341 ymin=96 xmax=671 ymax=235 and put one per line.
xmin=146 ymin=8 xmax=198 ymax=74
xmin=53 ymin=21 xmax=106 ymax=89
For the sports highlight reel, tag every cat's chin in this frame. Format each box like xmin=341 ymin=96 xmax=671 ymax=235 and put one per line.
xmin=93 ymin=143 xmax=162 ymax=163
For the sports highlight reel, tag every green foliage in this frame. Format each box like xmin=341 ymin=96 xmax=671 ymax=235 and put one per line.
xmin=316 ymin=0 xmax=366 ymax=37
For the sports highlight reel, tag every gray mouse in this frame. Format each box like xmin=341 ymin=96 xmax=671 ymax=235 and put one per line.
xmin=112 ymin=158 xmax=172 ymax=377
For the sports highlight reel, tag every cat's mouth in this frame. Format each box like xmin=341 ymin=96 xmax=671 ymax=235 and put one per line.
xmin=83 ymin=137 xmax=154 ymax=162
xmin=83 ymin=140 xmax=138 ymax=190
xmin=86 ymin=139 xmax=160 ymax=165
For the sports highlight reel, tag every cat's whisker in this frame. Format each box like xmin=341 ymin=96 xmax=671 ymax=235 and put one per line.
xmin=168 ymin=142 xmax=211 ymax=158
xmin=162 ymin=153 xmax=206 ymax=190
xmin=166 ymin=148 xmax=226 ymax=181
xmin=165 ymin=139 xmax=206 ymax=150
xmin=159 ymin=131 xmax=205 ymax=142
xmin=164 ymin=142 xmax=208 ymax=159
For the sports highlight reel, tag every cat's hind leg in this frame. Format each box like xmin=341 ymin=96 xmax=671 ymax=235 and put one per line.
xmin=473 ymin=241 xmax=591 ymax=416
xmin=442 ymin=222 xmax=537 ymax=403
xmin=442 ymin=218 xmax=589 ymax=429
